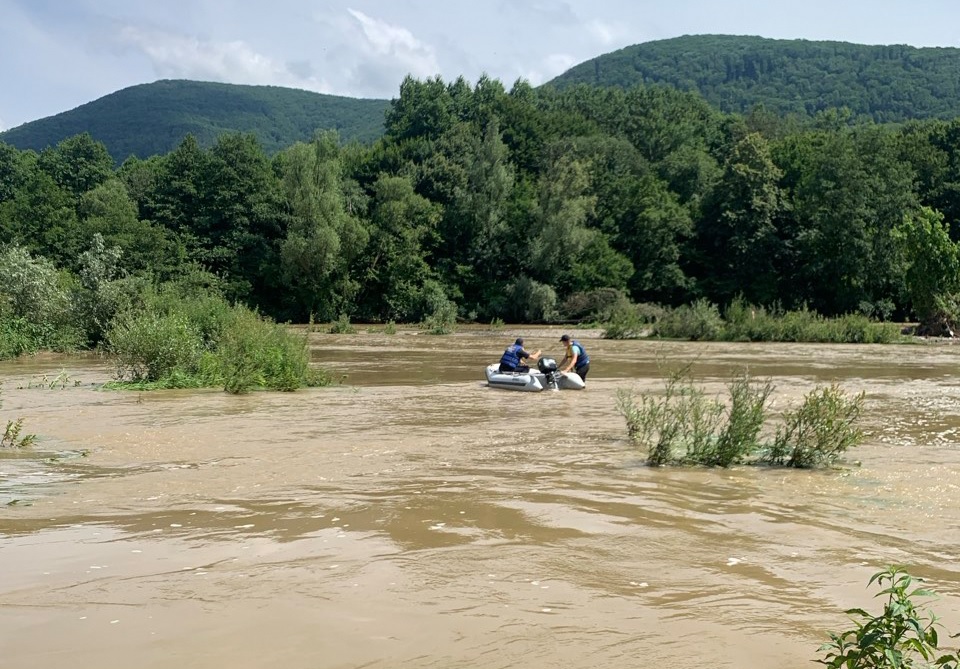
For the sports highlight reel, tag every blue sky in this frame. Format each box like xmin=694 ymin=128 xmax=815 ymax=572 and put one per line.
xmin=2 ymin=0 xmax=958 ymax=131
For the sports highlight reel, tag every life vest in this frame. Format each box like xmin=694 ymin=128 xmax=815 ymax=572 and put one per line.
xmin=571 ymin=341 xmax=590 ymax=367
xmin=500 ymin=344 xmax=523 ymax=370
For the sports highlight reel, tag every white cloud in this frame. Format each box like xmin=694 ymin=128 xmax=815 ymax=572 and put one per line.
xmin=116 ymin=25 xmax=333 ymax=93
xmin=587 ymin=19 xmax=621 ymax=46
xmin=543 ymin=53 xmax=578 ymax=77
xmin=345 ymin=9 xmax=441 ymax=79
xmin=517 ymin=53 xmax=578 ymax=87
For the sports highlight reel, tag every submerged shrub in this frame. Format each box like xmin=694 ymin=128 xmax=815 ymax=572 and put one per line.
xmin=146 ymin=286 xmax=234 ymax=350
xmin=653 ymin=298 xmax=723 ymax=340
xmin=0 ymin=246 xmax=71 ymax=327
xmin=648 ymin=298 xmax=904 ymax=344
xmin=218 ymin=307 xmax=318 ymax=393
xmin=329 ymin=313 xmax=357 ymax=334
xmin=421 ymin=300 xmax=457 ymax=335
xmin=818 ymin=566 xmax=960 ymax=669
xmin=504 ymin=276 xmax=557 ymax=323
xmin=0 ymin=382 xmax=36 ymax=448
xmin=618 ymin=365 xmax=864 ymax=469
xmin=617 ymin=366 xmax=773 ymax=467
xmin=602 ymin=302 xmax=658 ymax=340
xmin=709 ymin=372 xmax=774 ymax=467
xmin=69 ymin=233 xmax=132 ymax=346
xmin=602 ymin=302 xmax=667 ymax=340
xmin=765 ymin=383 xmax=865 ymax=468
xmin=0 ymin=318 xmax=83 ymax=358
xmin=0 ymin=246 xmax=83 ymax=355
xmin=2 ymin=417 xmax=35 ymax=448
xmin=616 ymin=364 xmax=758 ymax=466
xmin=104 ymin=294 xmax=331 ymax=393
xmin=563 ymin=288 xmax=632 ymax=324
xmin=616 ymin=377 xmax=698 ymax=466
xmin=107 ymin=310 xmax=202 ymax=382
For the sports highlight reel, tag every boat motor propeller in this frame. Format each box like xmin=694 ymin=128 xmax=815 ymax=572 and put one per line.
xmin=537 ymin=357 xmax=560 ymax=391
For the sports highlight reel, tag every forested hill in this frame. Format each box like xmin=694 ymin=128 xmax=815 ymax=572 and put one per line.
xmin=546 ymin=34 xmax=960 ymax=122
xmin=0 ymin=79 xmax=390 ymax=163
xmin=8 ymin=36 xmax=960 ymax=163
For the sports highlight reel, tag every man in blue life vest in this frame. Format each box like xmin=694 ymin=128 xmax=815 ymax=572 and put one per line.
xmin=499 ymin=337 xmax=541 ymax=373
xmin=558 ymin=334 xmax=590 ymax=382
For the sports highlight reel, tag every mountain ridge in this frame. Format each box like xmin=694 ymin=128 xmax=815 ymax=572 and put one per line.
xmin=544 ymin=34 xmax=960 ymax=121
xmin=0 ymin=79 xmax=390 ymax=162
xmin=6 ymin=34 xmax=960 ymax=161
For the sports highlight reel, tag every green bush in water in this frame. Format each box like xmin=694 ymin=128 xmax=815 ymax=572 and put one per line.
xmin=107 ymin=310 xmax=202 ymax=382
xmin=765 ymin=383 xmax=865 ymax=468
xmin=421 ymin=300 xmax=457 ymax=335
xmin=329 ymin=313 xmax=357 ymax=334
xmin=106 ymin=293 xmax=333 ymax=392
xmin=617 ymin=364 xmax=865 ymax=469
xmin=652 ymin=298 xmax=724 ymax=341
xmin=708 ymin=371 xmax=774 ymax=467
xmin=147 ymin=286 xmax=236 ymax=350
xmin=218 ymin=307 xmax=324 ymax=393
xmin=616 ymin=365 xmax=772 ymax=467
xmin=0 ymin=382 xmax=36 ymax=448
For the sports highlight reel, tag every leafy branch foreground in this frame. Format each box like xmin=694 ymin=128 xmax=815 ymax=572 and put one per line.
xmin=616 ymin=365 xmax=865 ymax=467
xmin=819 ymin=567 xmax=960 ymax=669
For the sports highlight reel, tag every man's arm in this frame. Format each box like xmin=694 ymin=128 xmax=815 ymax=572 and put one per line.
xmin=561 ymin=348 xmax=578 ymax=373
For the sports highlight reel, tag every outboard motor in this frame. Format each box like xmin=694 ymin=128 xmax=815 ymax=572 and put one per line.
xmin=537 ymin=357 xmax=560 ymax=391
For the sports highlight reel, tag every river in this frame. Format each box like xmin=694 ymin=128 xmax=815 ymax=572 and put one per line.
xmin=1 ymin=327 xmax=959 ymax=669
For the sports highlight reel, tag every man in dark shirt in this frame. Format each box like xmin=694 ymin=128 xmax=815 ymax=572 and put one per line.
xmin=498 ymin=337 xmax=541 ymax=373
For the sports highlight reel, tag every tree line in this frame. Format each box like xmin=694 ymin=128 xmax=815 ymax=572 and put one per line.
xmin=2 ymin=75 xmax=960 ymax=334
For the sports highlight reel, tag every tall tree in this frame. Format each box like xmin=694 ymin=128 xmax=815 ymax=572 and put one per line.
xmin=0 ymin=164 xmax=79 ymax=266
xmin=697 ymin=132 xmax=785 ymax=305
xmin=36 ymin=133 xmax=114 ymax=201
xmin=574 ymin=135 xmax=687 ymax=301
xmin=0 ymin=142 xmax=30 ymax=204
xmin=774 ymin=124 xmax=915 ymax=315
xmin=78 ymin=177 xmax=179 ymax=276
xmin=529 ymin=143 xmax=596 ymax=296
xmin=359 ymin=174 xmax=441 ymax=321
xmin=893 ymin=207 xmax=960 ymax=333
xmin=276 ymin=131 xmax=369 ymax=321
xmin=384 ymin=76 xmax=457 ymax=143
xmin=429 ymin=119 xmax=517 ymax=317
xmin=144 ymin=135 xmax=208 ymax=237
xmin=198 ymin=133 xmax=287 ymax=307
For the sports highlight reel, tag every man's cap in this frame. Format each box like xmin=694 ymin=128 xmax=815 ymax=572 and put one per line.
xmin=515 ymin=337 xmax=524 ymax=345
xmin=560 ymin=334 xmax=570 ymax=342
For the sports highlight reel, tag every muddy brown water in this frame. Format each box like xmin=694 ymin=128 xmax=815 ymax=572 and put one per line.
xmin=2 ymin=327 xmax=960 ymax=669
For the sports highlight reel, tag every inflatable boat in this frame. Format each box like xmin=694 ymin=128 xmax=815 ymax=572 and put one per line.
xmin=484 ymin=357 xmax=585 ymax=392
